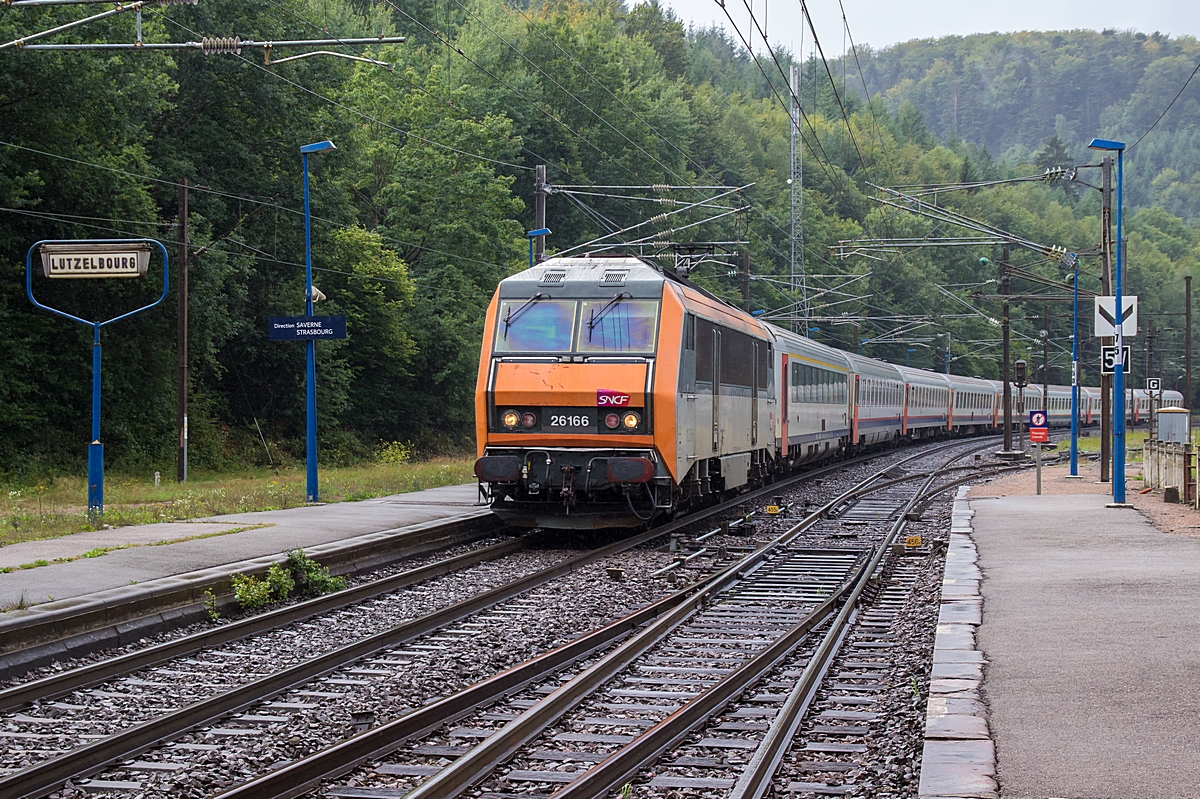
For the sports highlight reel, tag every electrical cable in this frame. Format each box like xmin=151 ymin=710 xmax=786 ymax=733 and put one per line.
xmin=0 ymin=139 xmax=511 ymax=271
xmin=1128 ymin=57 xmax=1200 ymax=153
xmin=257 ymin=0 xmax=566 ymax=173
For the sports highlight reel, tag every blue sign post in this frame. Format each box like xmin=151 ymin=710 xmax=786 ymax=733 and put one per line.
xmin=26 ymin=239 xmax=169 ymax=520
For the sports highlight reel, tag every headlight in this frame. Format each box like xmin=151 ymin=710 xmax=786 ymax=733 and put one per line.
xmin=622 ymin=411 xmax=641 ymax=430
xmin=502 ymin=410 xmax=520 ymax=429
xmin=605 ymin=412 xmax=620 ymax=429
xmin=521 ymin=412 xmax=537 ymax=429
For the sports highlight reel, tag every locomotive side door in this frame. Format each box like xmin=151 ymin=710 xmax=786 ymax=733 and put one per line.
xmin=678 ymin=313 xmax=697 ymax=466
xmin=712 ymin=326 xmax=721 ymax=452
xmin=751 ymin=340 xmax=759 ymax=447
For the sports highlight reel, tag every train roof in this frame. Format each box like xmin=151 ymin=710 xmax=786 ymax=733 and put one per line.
xmin=843 ymin=351 xmax=904 ymax=381
xmin=945 ymin=374 xmax=999 ymax=392
xmin=498 ymin=256 xmax=667 ymax=300
xmin=766 ymin=325 xmax=852 ymax=371
xmin=894 ymin=364 xmax=951 ymax=388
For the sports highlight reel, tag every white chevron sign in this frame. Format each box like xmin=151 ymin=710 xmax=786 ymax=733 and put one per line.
xmin=1094 ymin=295 xmax=1138 ymax=337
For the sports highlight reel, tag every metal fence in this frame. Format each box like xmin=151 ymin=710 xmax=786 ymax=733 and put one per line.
xmin=1142 ymin=440 xmax=1197 ymax=505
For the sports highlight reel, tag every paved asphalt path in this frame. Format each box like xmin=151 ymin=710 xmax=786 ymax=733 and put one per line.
xmin=970 ymin=493 xmax=1200 ymax=798
xmin=0 ymin=483 xmax=484 ymax=608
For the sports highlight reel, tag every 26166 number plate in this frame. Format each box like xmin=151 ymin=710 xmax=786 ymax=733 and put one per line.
xmin=544 ymin=407 xmax=595 ymax=432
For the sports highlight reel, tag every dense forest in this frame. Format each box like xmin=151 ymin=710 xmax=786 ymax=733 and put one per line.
xmin=0 ymin=0 xmax=1197 ymax=477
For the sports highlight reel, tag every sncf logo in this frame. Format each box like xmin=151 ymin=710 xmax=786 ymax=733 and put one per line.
xmin=597 ymin=389 xmax=631 ymax=407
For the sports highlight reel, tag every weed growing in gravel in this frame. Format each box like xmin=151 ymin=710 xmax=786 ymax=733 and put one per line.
xmin=286 ymin=549 xmax=346 ymax=596
xmin=231 ymin=562 xmax=296 ymax=609
xmin=204 ymin=588 xmax=220 ymax=621
xmin=229 ymin=552 xmax=343 ymax=611
xmin=231 ymin=573 xmax=274 ymax=609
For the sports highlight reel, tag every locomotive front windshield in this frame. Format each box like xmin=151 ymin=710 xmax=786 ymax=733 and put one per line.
xmin=494 ymin=299 xmax=578 ymax=352
xmin=578 ymin=299 xmax=658 ymax=353
xmin=494 ymin=296 xmax=659 ymax=354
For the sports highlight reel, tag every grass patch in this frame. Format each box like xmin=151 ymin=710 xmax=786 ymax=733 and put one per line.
xmin=0 ymin=457 xmax=473 ymax=546
xmin=1073 ymin=429 xmax=1149 ymax=456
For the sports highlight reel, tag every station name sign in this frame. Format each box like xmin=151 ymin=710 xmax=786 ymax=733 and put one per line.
xmin=40 ymin=242 xmax=151 ymax=279
xmin=269 ymin=315 xmax=347 ymax=341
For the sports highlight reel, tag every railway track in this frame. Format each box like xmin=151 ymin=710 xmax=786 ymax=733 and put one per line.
xmin=192 ymin=437 xmax=1020 ymax=799
xmin=0 ymin=439 xmax=988 ymax=798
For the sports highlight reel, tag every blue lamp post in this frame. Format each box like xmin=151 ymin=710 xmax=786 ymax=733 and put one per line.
xmin=301 ymin=139 xmax=336 ymax=503
xmin=1088 ymin=138 xmax=1126 ymax=503
xmin=527 ymin=227 xmax=551 ymax=269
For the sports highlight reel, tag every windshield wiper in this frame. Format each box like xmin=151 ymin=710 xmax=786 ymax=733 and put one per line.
xmin=502 ymin=292 xmax=548 ymax=338
xmin=587 ymin=292 xmax=632 ymax=341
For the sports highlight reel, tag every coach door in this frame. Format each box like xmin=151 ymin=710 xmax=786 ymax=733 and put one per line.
xmin=781 ymin=354 xmax=789 ymax=453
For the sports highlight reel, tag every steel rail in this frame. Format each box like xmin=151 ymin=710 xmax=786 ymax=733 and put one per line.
xmin=0 ymin=530 xmax=520 ymax=714
xmin=548 ymin=445 xmax=997 ymax=799
xmin=728 ymin=446 xmax=1018 ymax=799
xmin=0 ymin=528 xmax=661 ymax=799
xmin=212 ymin=578 xmax=717 ymax=799
xmin=0 ymin=440 xmax=932 ymax=799
xmin=362 ymin=439 xmax=1000 ymax=799
xmin=210 ymin=440 xmax=986 ymax=799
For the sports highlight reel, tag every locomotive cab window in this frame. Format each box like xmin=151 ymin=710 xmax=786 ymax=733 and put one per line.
xmin=495 ymin=299 xmax=578 ymax=353
xmin=577 ymin=299 xmax=659 ymax=354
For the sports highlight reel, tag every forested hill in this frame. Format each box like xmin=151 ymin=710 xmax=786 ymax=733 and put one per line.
xmin=845 ymin=31 xmax=1200 ymax=215
xmin=1 ymin=2 xmax=1197 ymax=477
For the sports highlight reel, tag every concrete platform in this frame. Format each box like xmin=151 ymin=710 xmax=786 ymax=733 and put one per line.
xmin=963 ymin=492 xmax=1200 ymax=798
xmin=0 ymin=483 xmax=485 ymax=609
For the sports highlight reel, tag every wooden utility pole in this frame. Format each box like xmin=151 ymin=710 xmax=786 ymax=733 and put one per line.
xmin=1147 ymin=318 xmax=1157 ymax=438
xmin=1100 ymin=155 xmax=1113 ymax=482
xmin=1001 ymin=245 xmax=1012 ymax=452
xmin=177 ymin=179 xmax=189 ymax=483
xmin=1187 ymin=275 xmax=1193 ymax=411
xmin=1042 ymin=303 xmax=1050 ymax=411
xmin=742 ymin=250 xmax=751 ymax=312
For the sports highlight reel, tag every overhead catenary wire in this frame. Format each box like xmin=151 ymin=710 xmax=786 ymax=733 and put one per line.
xmin=0 ymin=141 xmax=513 ymax=273
xmin=252 ymin=0 xmax=572 ymax=176
xmin=1128 ymin=57 xmax=1200 ymax=152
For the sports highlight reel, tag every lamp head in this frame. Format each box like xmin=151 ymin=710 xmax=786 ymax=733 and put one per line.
xmin=527 ymin=227 xmax=551 ymax=238
xmin=300 ymin=140 xmax=337 ymax=154
xmin=1087 ymin=137 xmax=1125 ymax=152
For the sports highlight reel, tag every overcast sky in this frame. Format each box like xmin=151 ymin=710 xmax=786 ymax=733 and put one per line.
xmin=661 ymin=0 xmax=1200 ymax=55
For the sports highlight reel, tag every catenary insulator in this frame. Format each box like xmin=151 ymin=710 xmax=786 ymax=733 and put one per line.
xmin=201 ymin=36 xmax=241 ymax=55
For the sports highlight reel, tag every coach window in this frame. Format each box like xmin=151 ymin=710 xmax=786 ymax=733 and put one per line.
xmin=764 ymin=344 xmax=774 ymax=400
